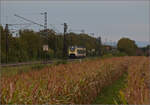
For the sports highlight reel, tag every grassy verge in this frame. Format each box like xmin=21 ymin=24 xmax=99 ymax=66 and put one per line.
xmin=93 ymin=73 xmax=127 ymax=104
xmin=1 ymin=59 xmax=75 ymax=77
xmin=1 ymin=64 xmax=51 ymax=77
xmin=0 ymin=56 xmax=113 ymax=77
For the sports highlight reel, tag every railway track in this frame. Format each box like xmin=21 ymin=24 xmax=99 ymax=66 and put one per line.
xmin=1 ymin=59 xmax=81 ymax=67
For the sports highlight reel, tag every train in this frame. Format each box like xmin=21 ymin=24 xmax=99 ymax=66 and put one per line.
xmin=68 ymin=46 xmax=86 ymax=58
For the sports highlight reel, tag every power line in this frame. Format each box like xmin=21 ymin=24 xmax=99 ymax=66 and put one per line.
xmin=49 ymin=24 xmax=61 ymax=34
xmin=68 ymin=29 xmax=85 ymax=34
xmin=14 ymin=14 xmax=44 ymax=27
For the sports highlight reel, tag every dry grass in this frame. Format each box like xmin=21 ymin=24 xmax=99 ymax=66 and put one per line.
xmin=0 ymin=57 xmax=149 ymax=104
xmin=122 ymin=57 xmax=150 ymax=104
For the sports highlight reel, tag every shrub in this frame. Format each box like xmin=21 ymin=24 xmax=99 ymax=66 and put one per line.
xmin=102 ymin=53 xmax=113 ymax=58
xmin=112 ymin=51 xmax=127 ymax=57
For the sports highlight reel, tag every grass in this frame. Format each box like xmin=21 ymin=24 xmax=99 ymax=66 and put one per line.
xmin=93 ymin=73 xmax=127 ymax=104
xmin=0 ymin=57 xmax=99 ymax=77
xmin=1 ymin=63 xmax=51 ymax=77
xmin=1 ymin=59 xmax=72 ymax=77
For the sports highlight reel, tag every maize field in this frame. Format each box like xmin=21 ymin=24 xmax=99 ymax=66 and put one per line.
xmin=120 ymin=56 xmax=150 ymax=104
xmin=0 ymin=57 xmax=150 ymax=104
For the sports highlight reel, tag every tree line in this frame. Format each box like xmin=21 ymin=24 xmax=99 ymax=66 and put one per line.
xmin=1 ymin=25 xmax=149 ymax=64
xmin=1 ymin=25 xmax=102 ymax=63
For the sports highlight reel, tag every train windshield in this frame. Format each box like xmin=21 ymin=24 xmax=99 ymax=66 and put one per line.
xmin=70 ymin=47 xmax=75 ymax=51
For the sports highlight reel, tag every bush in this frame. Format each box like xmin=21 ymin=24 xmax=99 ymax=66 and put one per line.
xmin=47 ymin=48 xmax=54 ymax=58
xmin=55 ymin=50 xmax=63 ymax=58
xmin=101 ymin=51 xmax=127 ymax=58
xmin=117 ymin=38 xmax=137 ymax=56
xmin=112 ymin=51 xmax=127 ymax=57
xmin=102 ymin=53 xmax=113 ymax=58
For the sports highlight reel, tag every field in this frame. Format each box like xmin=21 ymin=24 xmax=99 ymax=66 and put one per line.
xmin=0 ymin=57 xmax=150 ymax=104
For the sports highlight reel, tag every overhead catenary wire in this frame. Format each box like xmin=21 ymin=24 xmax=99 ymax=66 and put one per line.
xmin=14 ymin=14 xmax=44 ymax=27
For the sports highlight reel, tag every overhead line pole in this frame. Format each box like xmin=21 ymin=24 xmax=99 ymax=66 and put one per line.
xmin=98 ymin=36 xmax=102 ymax=56
xmin=41 ymin=12 xmax=47 ymax=36
xmin=5 ymin=24 xmax=8 ymax=64
xmin=41 ymin=12 xmax=48 ymax=61
xmin=63 ymin=23 xmax=68 ymax=58
xmin=44 ymin=12 xmax=47 ymax=32
xmin=44 ymin=12 xmax=48 ymax=61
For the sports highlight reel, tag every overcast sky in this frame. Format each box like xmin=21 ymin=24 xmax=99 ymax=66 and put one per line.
xmin=1 ymin=1 xmax=149 ymax=43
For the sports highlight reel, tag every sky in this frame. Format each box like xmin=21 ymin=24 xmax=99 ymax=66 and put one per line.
xmin=1 ymin=1 xmax=149 ymax=43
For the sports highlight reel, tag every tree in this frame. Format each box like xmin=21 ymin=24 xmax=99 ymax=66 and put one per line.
xmin=117 ymin=38 xmax=137 ymax=56
xmin=19 ymin=29 xmax=43 ymax=61
xmin=1 ymin=25 xmax=6 ymax=63
xmin=145 ymin=45 xmax=150 ymax=56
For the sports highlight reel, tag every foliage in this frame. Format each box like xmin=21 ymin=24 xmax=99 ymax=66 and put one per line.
xmin=102 ymin=53 xmax=113 ymax=58
xmin=112 ymin=50 xmax=127 ymax=57
xmin=117 ymin=38 xmax=137 ymax=56
xmin=140 ymin=45 xmax=150 ymax=56
xmin=1 ymin=25 xmax=102 ymax=63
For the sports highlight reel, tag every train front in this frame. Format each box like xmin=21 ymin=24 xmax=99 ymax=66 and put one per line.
xmin=68 ymin=46 xmax=77 ymax=58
